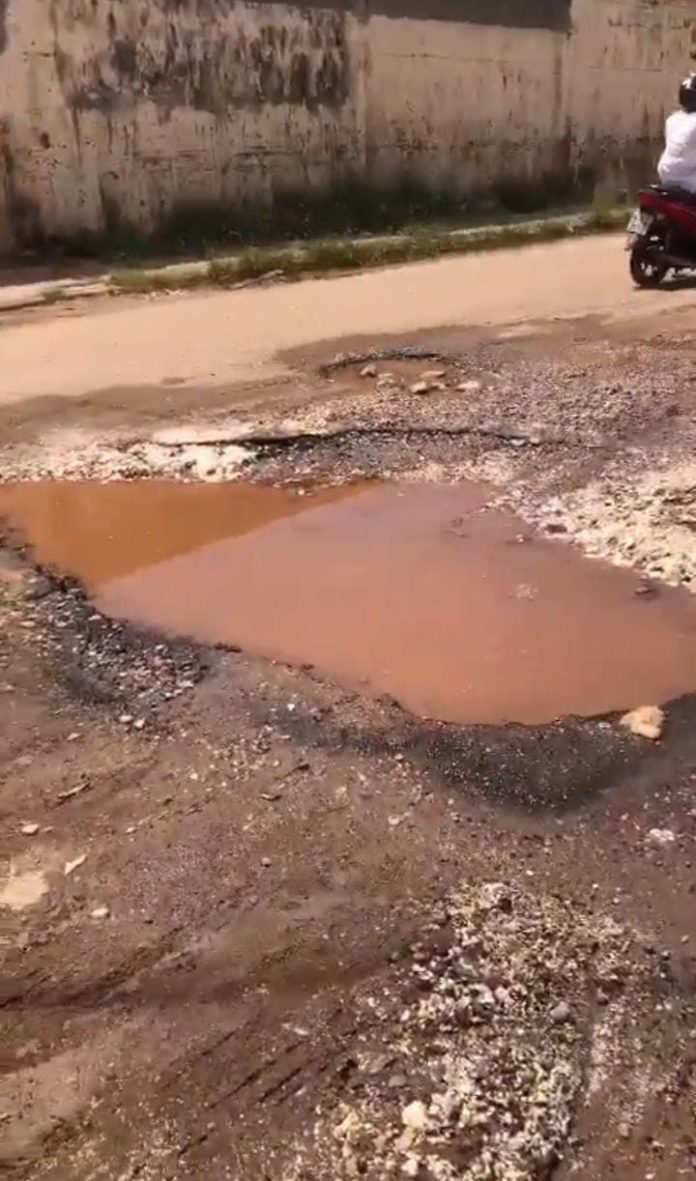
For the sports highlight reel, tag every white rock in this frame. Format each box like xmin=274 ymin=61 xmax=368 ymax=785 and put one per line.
xmin=90 ymin=905 xmax=110 ymax=919
xmin=409 ymin=381 xmax=432 ymax=396
xmin=401 ymin=1100 xmax=428 ymax=1131
xmin=360 ymin=364 xmax=377 ymax=379
xmin=334 ymin=1109 xmax=360 ymax=1139
xmin=64 ymin=854 xmax=87 ymax=876
xmin=457 ymin=380 xmax=482 ymax=392
xmin=550 ymin=1000 xmax=571 ymax=1024
xmin=20 ymin=823 xmax=40 ymax=836
xmin=647 ymin=827 xmax=676 ymax=847
xmin=620 ymin=705 xmax=664 ymax=740
xmin=0 ymin=869 xmax=48 ymax=911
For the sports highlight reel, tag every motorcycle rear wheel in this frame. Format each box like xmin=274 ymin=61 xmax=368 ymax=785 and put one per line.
xmin=630 ymin=244 xmax=668 ymax=288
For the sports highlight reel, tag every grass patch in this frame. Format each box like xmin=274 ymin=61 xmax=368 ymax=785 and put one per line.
xmin=55 ymin=168 xmax=600 ymax=263
xmin=41 ymin=286 xmax=67 ymax=305
xmin=110 ymin=206 xmax=627 ymax=295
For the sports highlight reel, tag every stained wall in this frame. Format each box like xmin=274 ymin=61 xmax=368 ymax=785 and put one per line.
xmin=0 ymin=0 xmax=692 ymax=251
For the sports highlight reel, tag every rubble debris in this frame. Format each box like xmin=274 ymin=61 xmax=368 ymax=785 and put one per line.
xmin=287 ymin=880 xmax=658 ymax=1180
xmin=620 ymin=705 xmax=665 ymax=740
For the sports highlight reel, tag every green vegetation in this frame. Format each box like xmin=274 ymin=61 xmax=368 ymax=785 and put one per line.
xmin=40 ymin=286 xmax=67 ymax=305
xmin=61 ymin=169 xmax=599 ymax=262
xmin=111 ymin=206 xmax=627 ymax=295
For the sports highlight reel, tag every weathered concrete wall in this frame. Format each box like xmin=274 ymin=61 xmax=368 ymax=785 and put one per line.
xmin=567 ymin=0 xmax=695 ymax=191
xmin=366 ymin=0 xmax=695 ymax=193
xmin=364 ymin=15 xmax=568 ymax=191
xmin=0 ymin=0 xmax=692 ymax=250
xmin=0 ymin=0 xmax=365 ymax=250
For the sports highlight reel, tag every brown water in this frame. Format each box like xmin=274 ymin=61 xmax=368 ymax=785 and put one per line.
xmin=0 ymin=481 xmax=358 ymax=584
xmin=2 ymin=479 xmax=695 ymax=725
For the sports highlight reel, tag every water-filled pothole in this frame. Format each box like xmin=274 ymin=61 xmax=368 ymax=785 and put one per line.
xmin=2 ymin=479 xmax=695 ymax=725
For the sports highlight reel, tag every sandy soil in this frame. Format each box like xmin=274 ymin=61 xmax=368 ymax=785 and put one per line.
xmin=2 ymin=240 xmax=696 ymax=1181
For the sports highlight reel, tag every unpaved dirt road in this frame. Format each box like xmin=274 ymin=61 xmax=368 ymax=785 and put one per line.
xmin=2 ymin=238 xmax=696 ymax=1181
xmin=2 ymin=234 xmax=696 ymax=407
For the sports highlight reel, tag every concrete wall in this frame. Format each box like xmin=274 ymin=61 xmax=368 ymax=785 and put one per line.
xmin=0 ymin=0 xmax=693 ymax=252
xmin=568 ymin=0 xmax=695 ymax=191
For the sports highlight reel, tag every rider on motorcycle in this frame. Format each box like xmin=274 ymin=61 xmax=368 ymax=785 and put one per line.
xmin=658 ymin=74 xmax=696 ymax=196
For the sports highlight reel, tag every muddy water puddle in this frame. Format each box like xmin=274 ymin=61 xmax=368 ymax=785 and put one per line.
xmin=2 ymin=479 xmax=696 ymax=725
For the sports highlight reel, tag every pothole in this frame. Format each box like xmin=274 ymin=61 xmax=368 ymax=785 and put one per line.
xmin=325 ymin=355 xmax=487 ymax=397
xmin=2 ymin=478 xmax=696 ymax=725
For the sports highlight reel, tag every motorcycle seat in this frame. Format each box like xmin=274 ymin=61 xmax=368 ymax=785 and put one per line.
xmin=649 ymin=183 xmax=696 ymax=205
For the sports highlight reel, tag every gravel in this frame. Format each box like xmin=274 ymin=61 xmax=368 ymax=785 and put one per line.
xmin=286 ymin=880 xmax=666 ymax=1180
xmin=528 ymin=457 xmax=696 ymax=586
xmin=1 ymin=431 xmax=254 ymax=483
xmin=0 ymin=570 xmax=208 ymax=715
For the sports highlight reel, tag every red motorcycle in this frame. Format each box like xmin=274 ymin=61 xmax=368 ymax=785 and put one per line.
xmin=627 ymin=185 xmax=696 ymax=287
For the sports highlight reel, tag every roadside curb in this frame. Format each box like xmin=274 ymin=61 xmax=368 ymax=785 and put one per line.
xmin=0 ymin=207 xmax=627 ymax=311
xmin=0 ymin=277 xmax=111 ymax=313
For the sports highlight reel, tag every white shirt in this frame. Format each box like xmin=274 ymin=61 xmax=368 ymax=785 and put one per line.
xmin=658 ymin=109 xmax=696 ymax=192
